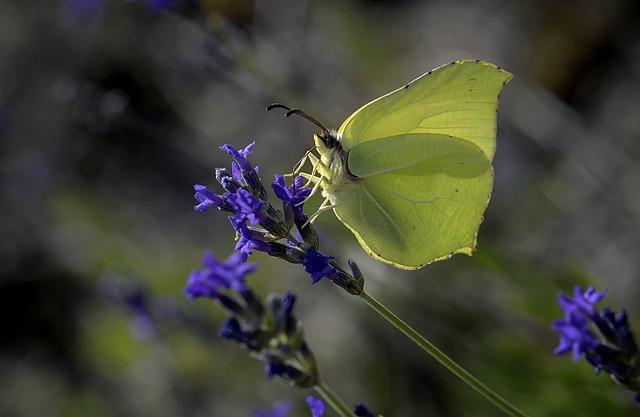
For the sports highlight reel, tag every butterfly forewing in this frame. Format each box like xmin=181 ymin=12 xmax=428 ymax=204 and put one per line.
xmin=337 ymin=60 xmax=512 ymax=161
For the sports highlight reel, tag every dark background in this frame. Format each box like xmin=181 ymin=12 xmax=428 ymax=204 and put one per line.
xmin=2 ymin=0 xmax=640 ymax=416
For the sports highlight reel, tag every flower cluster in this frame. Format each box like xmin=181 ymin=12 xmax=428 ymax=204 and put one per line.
xmin=186 ymin=142 xmax=377 ymax=414
xmin=192 ymin=142 xmax=363 ymax=294
xmin=552 ymin=286 xmax=640 ymax=401
xmin=185 ymin=251 xmax=319 ymax=388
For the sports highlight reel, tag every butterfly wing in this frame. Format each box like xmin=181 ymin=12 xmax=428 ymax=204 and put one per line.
xmin=334 ymin=133 xmax=492 ymax=269
xmin=338 ymin=60 xmax=512 ymax=161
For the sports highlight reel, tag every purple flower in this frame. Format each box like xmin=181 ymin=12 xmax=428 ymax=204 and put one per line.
xmin=306 ymin=396 xmax=325 ymax=417
xmin=229 ymin=217 xmax=270 ymax=255
xmin=184 ymin=251 xmax=255 ymax=301
xmin=558 ymin=286 xmax=607 ymax=322
xmin=265 ymin=362 xmax=286 ymax=380
xmin=193 ymin=184 xmax=224 ymax=212
xmin=553 ymin=306 xmax=601 ymax=362
xmin=147 ymin=0 xmax=174 ymax=12
xmin=601 ymin=307 xmax=636 ymax=349
xmin=220 ymin=142 xmax=255 ymax=172
xmin=252 ymin=399 xmax=325 ymax=417
xmin=552 ymin=286 xmax=640 ymax=401
xmin=272 ymin=175 xmax=312 ymax=220
xmin=124 ymin=289 xmax=156 ymax=340
xmin=226 ymin=188 xmax=265 ymax=225
xmin=353 ymin=403 xmax=375 ymax=417
xmin=272 ymin=292 xmax=298 ymax=336
xmin=252 ymin=401 xmax=292 ymax=417
xmin=64 ymin=0 xmax=104 ymax=22
xmin=218 ymin=317 xmax=254 ymax=345
xmin=302 ymin=248 xmax=337 ymax=283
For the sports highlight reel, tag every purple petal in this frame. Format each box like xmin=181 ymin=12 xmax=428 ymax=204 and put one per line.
xmin=306 ymin=396 xmax=325 ymax=417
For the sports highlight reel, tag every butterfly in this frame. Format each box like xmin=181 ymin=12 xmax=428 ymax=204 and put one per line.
xmin=269 ymin=60 xmax=512 ymax=270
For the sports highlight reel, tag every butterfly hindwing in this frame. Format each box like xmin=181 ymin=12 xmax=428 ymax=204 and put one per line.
xmin=334 ymin=133 xmax=493 ymax=269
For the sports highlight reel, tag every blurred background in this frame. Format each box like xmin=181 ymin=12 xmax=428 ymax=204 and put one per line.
xmin=2 ymin=0 xmax=640 ymax=416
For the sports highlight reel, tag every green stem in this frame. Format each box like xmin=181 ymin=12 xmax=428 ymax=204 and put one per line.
xmin=314 ymin=380 xmax=354 ymax=417
xmin=359 ymin=290 xmax=530 ymax=417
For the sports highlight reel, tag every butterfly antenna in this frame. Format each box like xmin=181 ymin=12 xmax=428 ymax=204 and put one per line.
xmin=266 ymin=103 xmax=330 ymax=138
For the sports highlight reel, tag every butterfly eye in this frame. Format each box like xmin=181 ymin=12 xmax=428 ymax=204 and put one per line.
xmin=322 ymin=132 xmax=337 ymax=149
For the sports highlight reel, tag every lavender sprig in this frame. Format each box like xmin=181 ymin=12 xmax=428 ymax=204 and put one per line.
xmin=185 ymin=251 xmax=319 ymax=388
xmin=552 ymin=285 xmax=640 ymax=401
xmin=192 ymin=142 xmax=363 ymax=294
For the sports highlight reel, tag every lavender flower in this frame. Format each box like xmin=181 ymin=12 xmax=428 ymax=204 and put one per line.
xmin=558 ymin=286 xmax=608 ymax=322
xmin=253 ymin=398 xmax=374 ymax=417
xmin=303 ymin=247 xmax=337 ymax=283
xmin=552 ymin=286 xmax=640 ymax=401
xmin=147 ymin=0 xmax=174 ymax=12
xmin=194 ymin=142 xmax=291 ymax=242
xmin=192 ymin=141 xmax=364 ymax=295
xmin=185 ymin=250 xmax=319 ymax=388
xmin=220 ymin=142 xmax=255 ymax=172
xmin=98 ymin=276 xmax=158 ymax=340
xmin=124 ymin=288 xmax=157 ymax=340
xmin=184 ymin=251 xmax=254 ymax=301
xmin=253 ymin=398 xmax=328 ymax=417
xmin=226 ymin=188 xmax=266 ymax=225
xmin=272 ymin=175 xmax=312 ymax=221
xmin=252 ymin=401 xmax=292 ymax=417
xmin=272 ymin=175 xmax=319 ymax=248
xmin=306 ymin=396 xmax=325 ymax=417
xmin=230 ymin=217 xmax=271 ymax=255
xmin=193 ymin=184 xmax=225 ymax=212
xmin=353 ymin=402 xmax=375 ymax=417
xmin=64 ymin=0 xmax=104 ymax=22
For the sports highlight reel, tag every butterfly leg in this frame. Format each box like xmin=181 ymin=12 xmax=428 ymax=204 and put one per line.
xmin=291 ymin=146 xmax=317 ymax=175
xmin=304 ymin=198 xmax=340 ymax=226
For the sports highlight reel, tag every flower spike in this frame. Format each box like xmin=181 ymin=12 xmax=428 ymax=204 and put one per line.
xmin=552 ymin=285 xmax=640 ymax=401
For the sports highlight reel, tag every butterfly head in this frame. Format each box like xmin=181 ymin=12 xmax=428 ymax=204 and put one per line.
xmin=314 ymin=128 xmax=340 ymax=150
xmin=267 ymin=103 xmax=351 ymax=184
xmin=267 ymin=102 xmax=344 ymax=153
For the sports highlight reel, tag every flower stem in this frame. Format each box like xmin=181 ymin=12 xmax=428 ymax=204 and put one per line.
xmin=359 ymin=290 xmax=530 ymax=417
xmin=314 ymin=380 xmax=354 ymax=417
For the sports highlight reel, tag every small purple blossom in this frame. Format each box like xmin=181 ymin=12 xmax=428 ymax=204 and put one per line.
xmin=226 ymin=188 xmax=265 ymax=225
xmin=64 ymin=0 xmax=104 ymax=22
xmin=230 ymin=217 xmax=271 ymax=255
xmin=302 ymin=248 xmax=337 ymax=283
xmin=272 ymin=175 xmax=312 ymax=220
xmin=193 ymin=184 xmax=224 ymax=211
xmin=265 ymin=362 xmax=286 ymax=380
xmin=553 ymin=310 xmax=600 ymax=361
xmin=253 ymin=399 xmax=326 ymax=417
xmin=218 ymin=317 xmax=253 ymax=345
xmin=558 ymin=286 xmax=607 ymax=322
xmin=552 ymin=286 xmax=640 ymax=401
xmin=184 ymin=251 xmax=255 ymax=301
xmin=601 ymin=307 xmax=636 ymax=350
xmin=306 ymin=396 xmax=325 ymax=417
xmin=252 ymin=401 xmax=292 ymax=417
xmin=147 ymin=0 xmax=174 ymax=12
xmin=220 ymin=142 xmax=255 ymax=172
xmin=124 ymin=289 xmax=156 ymax=340
xmin=353 ymin=403 xmax=375 ymax=417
